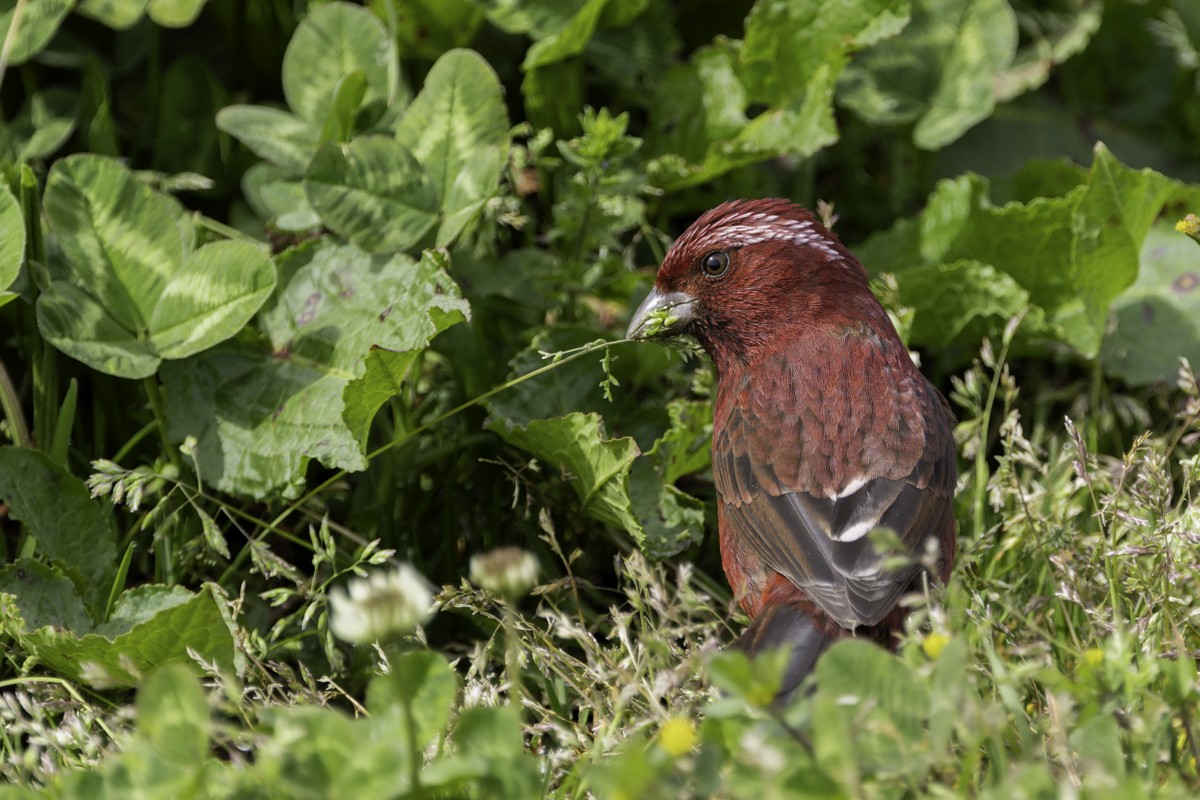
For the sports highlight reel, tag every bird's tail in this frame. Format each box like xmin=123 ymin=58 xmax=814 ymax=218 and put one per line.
xmin=733 ymin=604 xmax=834 ymax=701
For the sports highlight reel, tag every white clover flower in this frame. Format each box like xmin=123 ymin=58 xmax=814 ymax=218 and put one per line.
xmin=469 ymin=547 xmax=540 ymax=599
xmin=328 ymin=564 xmax=435 ymax=644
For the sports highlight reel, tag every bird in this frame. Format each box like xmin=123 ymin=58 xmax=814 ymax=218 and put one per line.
xmin=626 ymin=198 xmax=957 ymax=699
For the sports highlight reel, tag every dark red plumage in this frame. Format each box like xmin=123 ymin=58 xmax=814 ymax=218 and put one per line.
xmin=627 ymin=198 xmax=957 ymax=697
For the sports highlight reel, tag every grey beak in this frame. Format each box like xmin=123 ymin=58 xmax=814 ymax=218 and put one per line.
xmin=625 ymin=288 xmax=698 ymax=339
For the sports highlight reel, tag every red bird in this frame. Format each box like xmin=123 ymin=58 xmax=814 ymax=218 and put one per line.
xmin=627 ymin=198 xmax=956 ymax=697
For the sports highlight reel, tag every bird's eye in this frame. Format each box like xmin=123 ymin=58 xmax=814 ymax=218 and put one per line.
xmin=699 ymin=250 xmax=729 ymax=278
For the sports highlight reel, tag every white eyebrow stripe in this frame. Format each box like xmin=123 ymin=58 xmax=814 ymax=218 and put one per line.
xmin=691 ymin=218 xmax=843 ymax=259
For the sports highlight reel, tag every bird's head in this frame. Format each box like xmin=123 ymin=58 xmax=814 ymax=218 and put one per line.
xmin=627 ymin=198 xmax=877 ymax=365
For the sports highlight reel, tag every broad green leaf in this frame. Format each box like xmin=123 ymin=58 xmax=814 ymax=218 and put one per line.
xmin=147 ymin=0 xmax=207 ymax=27
xmin=476 ymin=0 xmax=576 ymax=36
xmin=242 ymin=162 xmax=321 ymax=232
xmin=2 ymin=583 xmax=240 ymax=688
xmin=813 ymin=640 xmax=929 ymax=780
xmin=164 ymin=344 xmax=365 ymax=499
xmin=994 ymin=2 xmax=1102 ymax=102
xmin=395 ymin=49 xmax=510 ymax=209
xmin=630 ymin=397 xmax=713 ymax=557
xmin=858 ymin=173 xmax=988 ymax=270
xmin=645 ymin=40 xmax=781 ymax=190
xmin=37 ymin=283 xmax=162 ymax=378
xmin=6 ymin=87 xmax=79 ymax=161
xmin=705 ymin=649 xmax=788 ymax=707
xmin=454 ymin=705 xmax=526 ymax=759
xmin=651 ymin=64 xmax=840 ymax=191
xmin=448 ymin=707 xmax=543 ymax=797
xmin=39 ymin=155 xmax=276 ymax=378
xmin=257 ymin=706 xmax=414 ymax=797
xmin=490 ymin=411 xmax=641 ymax=530
xmin=1069 ymin=715 xmax=1125 ymax=783
xmin=0 ymin=184 xmax=23 ymax=293
xmin=735 ymin=61 xmax=840 ymax=158
xmin=490 ymin=410 xmax=701 ymax=557
xmin=627 ymin=458 xmax=705 ymax=558
xmin=162 ymin=243 xmax=469 ymax=499
xmin=94 ymin=584 xmax=195 ymax=638
xmin=318 ymin=70 xmax=368 ymax=144
xmin=149 ymin=240 xmax=278 ymax=359
xmin=304 ymin=136 xmax=439 ymax=253
xmin=0 ymin=0 xmax=73 ymax=64
xmin=645 ymin=41 xmax=748 ymax=169
xmin=927 ymin=636 xmax=969 ymax=753
xmin=859 ymin=145 xmax=1198 ymax=357
xmin=522 ymin=0 xmax=609 ymax=70
xmin=912 ymin=0 xmax=1015 ymax=151
xmin=0 ymin=559 xmax=93 ymax=634
xmin=645 ymin=398 xmax=712 ymax=486
xmin=485 ymin=329 xmax=702 ymax=556
xmin=342 ymin=348 xmax=421 ymax=449
xmin=281 ymin=2 xmax=392 ymax=125
xmin=648 ymin=0 xmax=905 ymax=191
xmin=77 ymin=0 xmax=149 ymax=29
xmin=136 ymin=663 xmax=211 ymax=768
xmin=740 ymin=0 xmax=910 ymax=105
xmin=893 ymin=260 xmax=1042 ymax=348
xmin=367 ymin=650 xmax=458 ymax=748
xmin=839 ymin=0 xmax=1018 ymax=149
xmin=0 ymin=447 xmax=117 ymax=616
xmin=216 ymin=105 xmax=321 ymax=174
xmin=1102 ymin=222 xmax=1200 ymax=385
xmin=438 ymin=144 xmax=506 ymax=247
xmin=258 ymin=707 xmax=367 ymax=796
xmin=43 ymin=154 xmax=191 ymax=334
xmin=1064 ymin=146 xmax=1184 ymax=353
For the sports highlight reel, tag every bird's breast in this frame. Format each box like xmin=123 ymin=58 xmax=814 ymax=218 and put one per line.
xmin=712 ymin=333 xmax=930 ymax=500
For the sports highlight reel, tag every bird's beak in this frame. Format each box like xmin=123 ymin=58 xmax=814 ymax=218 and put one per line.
xmin=626 ymin=288 xmax=698 ymax=340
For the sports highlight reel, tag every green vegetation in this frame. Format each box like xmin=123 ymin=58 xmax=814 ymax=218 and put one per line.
xmin=1 ymin=0 xmax=1199 ymax=796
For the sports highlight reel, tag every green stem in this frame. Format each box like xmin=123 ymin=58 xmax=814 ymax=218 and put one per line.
xmin=0 ymin=358 xmax=30 ymax=448
xmin=142 ymin=375 xmax=181 ymax=472
xmin=113 ymin=421 xmax=158 ymax=463
xmin=396 ymin=653 xmax=423 ymax=794
xmin=504 ymin=603 xmax=523 ymax=720
xmin=1087 ymin=357 xmax=1102 ymax=455
xmin=19 ymin=165 xmax=56 ymax=450
xmin=974 ymin=344 xmax=1011 ymax=543
xmin=193 ymin=212 xmax=263 ymax=244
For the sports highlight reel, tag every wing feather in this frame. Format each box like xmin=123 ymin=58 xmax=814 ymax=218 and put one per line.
xmin=714 ymin=369 xmax=955 ymax=629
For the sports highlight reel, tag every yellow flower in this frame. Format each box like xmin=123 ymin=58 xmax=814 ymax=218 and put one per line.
xmin=1082 ymin=648 xmax=1104 ymax=668
xmin=922 ymin=632 xmax=950 ymax=660
xmin=658 ymin=717 xmax=696 ymax=757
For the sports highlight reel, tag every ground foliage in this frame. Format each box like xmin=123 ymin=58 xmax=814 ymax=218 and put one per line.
xmin=1 ymin=0 xmax=1199 ymax=796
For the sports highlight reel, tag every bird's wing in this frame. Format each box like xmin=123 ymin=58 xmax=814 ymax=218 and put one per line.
xmin=713 ymin=385 xmax=955 ymax=629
